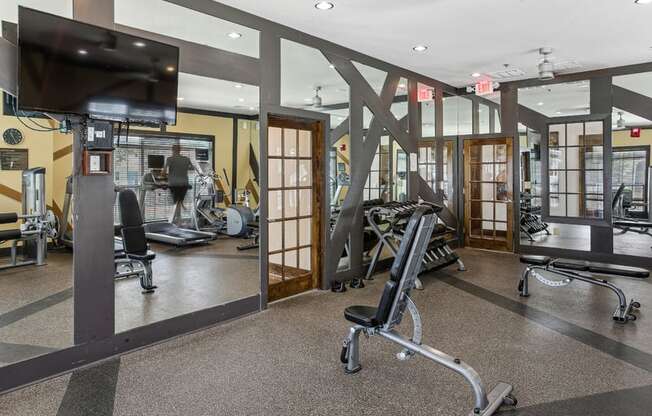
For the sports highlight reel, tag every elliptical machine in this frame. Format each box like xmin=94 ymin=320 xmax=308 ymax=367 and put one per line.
xmin=191 ymin=168 xmax=255 ymax=238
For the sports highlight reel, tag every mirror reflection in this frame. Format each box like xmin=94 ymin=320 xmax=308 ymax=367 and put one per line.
xmin=111 ymin=77 xmax=261 ymax=332
xmin=0 ymin=90 xmax=73 ymax=366
xmin=611 ymin=72 xmax=652 ymax=257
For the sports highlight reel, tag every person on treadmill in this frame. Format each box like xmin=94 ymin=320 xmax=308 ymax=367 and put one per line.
xmin=165 ymin=145 xmax=203 ymax=224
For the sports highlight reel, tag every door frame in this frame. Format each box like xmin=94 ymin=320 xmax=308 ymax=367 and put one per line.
xmin=462 ymin=136 xmax=515 ymax=252
xmin=259 ymin=105 xmax=330 ymax=308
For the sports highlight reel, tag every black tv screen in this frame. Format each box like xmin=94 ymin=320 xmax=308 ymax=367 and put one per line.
xmin=18 ymin=7 xmax=179 ymax=125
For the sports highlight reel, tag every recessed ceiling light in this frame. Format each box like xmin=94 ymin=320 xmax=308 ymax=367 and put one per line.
xmin=78 ymin=49 xmax=88 ymax=55
xmin=635 ymin=0 xmax=652 ymax=4
xmin=412 ymin=45 xmax=428 ymax=52
xmin=329 ymin=64 xmax=335 ymax=69
xmin=227 ymin=32 xmax=242 ymax=39
xmin=234 ymin=84 xmax=243 ymax=89
xmin=177 ymin=97 xmax=184 ymax=101
xmin=133 ymin=41 xmax=146 ymax=48
xmin=471 ymin=72 xmax=481 ymax=78
xmin=537 ymin=102 xmax=544 ymax=106
xmin=249 ymin=106 xmax=255 ymax=111
xmin=315 ymin=1 xmax=334 ymax=10
xmin=238 ymin=98 xmax=245 ymax=102
xmin=166 ymin=66 xmax=176 ymax=72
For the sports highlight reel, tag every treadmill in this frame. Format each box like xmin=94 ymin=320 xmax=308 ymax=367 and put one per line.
xmin=59 ymin=176 xmax=137 ymax=253
xmin=139 ymin=155 xmax=216 ymax=247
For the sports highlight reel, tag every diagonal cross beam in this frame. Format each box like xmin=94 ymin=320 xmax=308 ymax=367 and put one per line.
xmin=330 ymin=117 xmax=350 ymax=146
xmin=323 ymin=57 xmax=400 ymax=280
xmin=414 ymin=174 xmax=458 ymax=228
xmin=324 ymin=53 xmax=414 ymax=154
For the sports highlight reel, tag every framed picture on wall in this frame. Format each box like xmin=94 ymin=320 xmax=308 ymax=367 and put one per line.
xmin=0 ymin=149 xmax=28 ymax=170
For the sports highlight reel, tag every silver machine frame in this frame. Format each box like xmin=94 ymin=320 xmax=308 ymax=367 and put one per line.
xmin=0 ymin=168 xmax=55 ymax=271
xmin=138 ymin=172 xmax=215 ymax=246
xmin=342 ymin=212 xmax=515 ymax=415
xmin=519 ymin=260 xmax=642 ymax=323
xmin=364 ymin=201 xmax=465 ymax=282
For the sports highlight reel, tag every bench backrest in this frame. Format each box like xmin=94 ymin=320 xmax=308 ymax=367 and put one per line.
xmin=372 ymin=206 xmax=435 ymax=327
xmin=118 ymin=189 xmax=148 ymax=255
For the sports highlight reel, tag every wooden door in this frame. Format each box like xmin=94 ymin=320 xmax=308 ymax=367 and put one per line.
xmin=463 ymin=138 xmax=513 ymax=251
xmin=266 ymin=117 xmax=323 ymax=302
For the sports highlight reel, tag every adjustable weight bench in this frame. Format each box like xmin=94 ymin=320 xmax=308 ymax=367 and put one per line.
xmin=519 ymin=255 xmax=648 ymax=323
xmin=341 ymin=206 xmax=516 ymax=416
xmin=115 ymin=189 xmax=157 ymax=294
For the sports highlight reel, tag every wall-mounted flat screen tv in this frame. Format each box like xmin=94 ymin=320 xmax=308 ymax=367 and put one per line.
xmin=18 ymin=7 xmax=179 ymax=125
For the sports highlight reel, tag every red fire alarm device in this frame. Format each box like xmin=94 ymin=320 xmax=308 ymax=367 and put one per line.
xmin=631 ymin=128 xmax=641 ymax=138
xmin=339 ymin=143 xmax=346 ymax=151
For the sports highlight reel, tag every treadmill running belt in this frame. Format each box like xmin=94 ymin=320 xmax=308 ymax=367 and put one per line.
xmin=144 ymin=222 xmax=213 ymax=242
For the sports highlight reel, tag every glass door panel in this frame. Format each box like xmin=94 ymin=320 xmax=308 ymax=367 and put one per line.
xmin=464 ymin=138 xmax=513 ymax=251
xmin=267 ymin=119 xmax=321 ymax=302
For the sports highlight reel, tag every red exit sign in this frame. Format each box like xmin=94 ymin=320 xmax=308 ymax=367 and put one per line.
xmin=475 ymin=79 xmax=494 ymax=96
xmin=417 ymin=86 xmax=434 ymax=102
xmin=631 ymin=128 xmax=641 ymax=138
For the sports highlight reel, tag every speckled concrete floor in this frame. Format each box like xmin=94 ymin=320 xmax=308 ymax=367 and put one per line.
xmin=1 ymin=249 xmax=652 ymax=415
xmin=0 ymin=237 xmax=259 ymax=365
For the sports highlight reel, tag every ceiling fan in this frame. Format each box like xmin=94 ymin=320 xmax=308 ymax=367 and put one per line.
xmin=616 ymin=111 xmax=627 ymax=129
xmin=538 ymin=47 xmax=555 ymax=80
xmin=304 ymin=86 xmax=325 ymax=110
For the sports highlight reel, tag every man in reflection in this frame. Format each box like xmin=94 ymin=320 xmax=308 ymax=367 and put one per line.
xmin=165 ymin=144 xmax=203 ymax=224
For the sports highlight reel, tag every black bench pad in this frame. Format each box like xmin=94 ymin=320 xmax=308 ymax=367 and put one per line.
xmin=614 ymin=220 xmax=652 ymax=228
xmin=344 ymin=305 xmax=380 ymax=327
xmin=126 ymin=250 xmax=156 ymax=262
xmin=553 ymin=259 xmax=649 ymax=278
xmin=520 ymin=255 xmax=649 ymax=279
xmin=0 ymin=213 xmax=18 ymax=224
xmin=0 ymin=229 xmax=22 ymax=241
xmin=519 ymin=255 xmax=551 ymax=266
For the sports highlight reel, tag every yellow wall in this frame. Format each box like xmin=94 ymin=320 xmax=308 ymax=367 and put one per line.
xmin=0 ymin=97 xmax=70 ymax=249
xmin=614 ymin=129 xmax=652 ymax=165
xmin=332 ymin=134 xmax=350 ymax=205
xmin=0 ymin=99 xmax=63 ymax=232
xmin=166 ymin=112 xmax=234 ymax=189
xmin=236 ymin=119 xmax=260 ymax=208
xmin=0 ymin=92 xmax=253 ymax=232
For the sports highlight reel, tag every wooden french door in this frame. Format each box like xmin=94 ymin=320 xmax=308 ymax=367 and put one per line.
xmin=266 ymin=117 xmax=323 ymax=302
xmin=463 ymin=138 xmax=514 ymax=251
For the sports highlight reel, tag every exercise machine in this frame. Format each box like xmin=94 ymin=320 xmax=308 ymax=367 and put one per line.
xmin=57 ymin=177 xmax=156 ymax=292
xmin=519 ymin=255 xmax=648 ymax=323
xmin=115 ymin=189 xmax=157 ymax=293
xmin=519 ymin=193 xmax=549 ymax=242
xmin=191 ymin=170 xmax=255 ymax=238
xmin=138 ymin=155 xmax=215 ymax=246
xmin=340 ymin=206 xmax=516 ymax=416
xmin=612 ymin=183 xmax=652 ymax=241
xmin=364 ymin=200 xmax=464 ymax=281
xmin=331 ymin=172 xmax=351 ymax=210
xmin=0 ymin=168 xmax=58 ymax=270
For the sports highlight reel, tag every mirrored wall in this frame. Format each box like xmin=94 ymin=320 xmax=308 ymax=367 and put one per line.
xmin=612 ymin=71 xmax=652 ymax=257
xmin=0 ymin=91 xmax=74 ymax=366
xmin=112 ymin=77 xmax=261 ymax=332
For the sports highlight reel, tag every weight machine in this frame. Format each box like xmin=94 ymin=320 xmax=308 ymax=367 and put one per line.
xmin=364 ymin=201 xmax=464 ymax=282
xmin=340 ymin=206 xmax=516 ymax=415
xmin=0 ymin=168 xmax=58 ymax=271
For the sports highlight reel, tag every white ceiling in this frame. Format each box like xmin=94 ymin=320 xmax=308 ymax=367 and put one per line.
xmin=0 ymin=0 xmax=71 ymax=22
xmin=177 ymin=73 xmax=259 ymax=115
xmin=3 ymin=0 xmax=652 ymax=128
xmin=218 ymin=0 xmax=652 ymax=87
